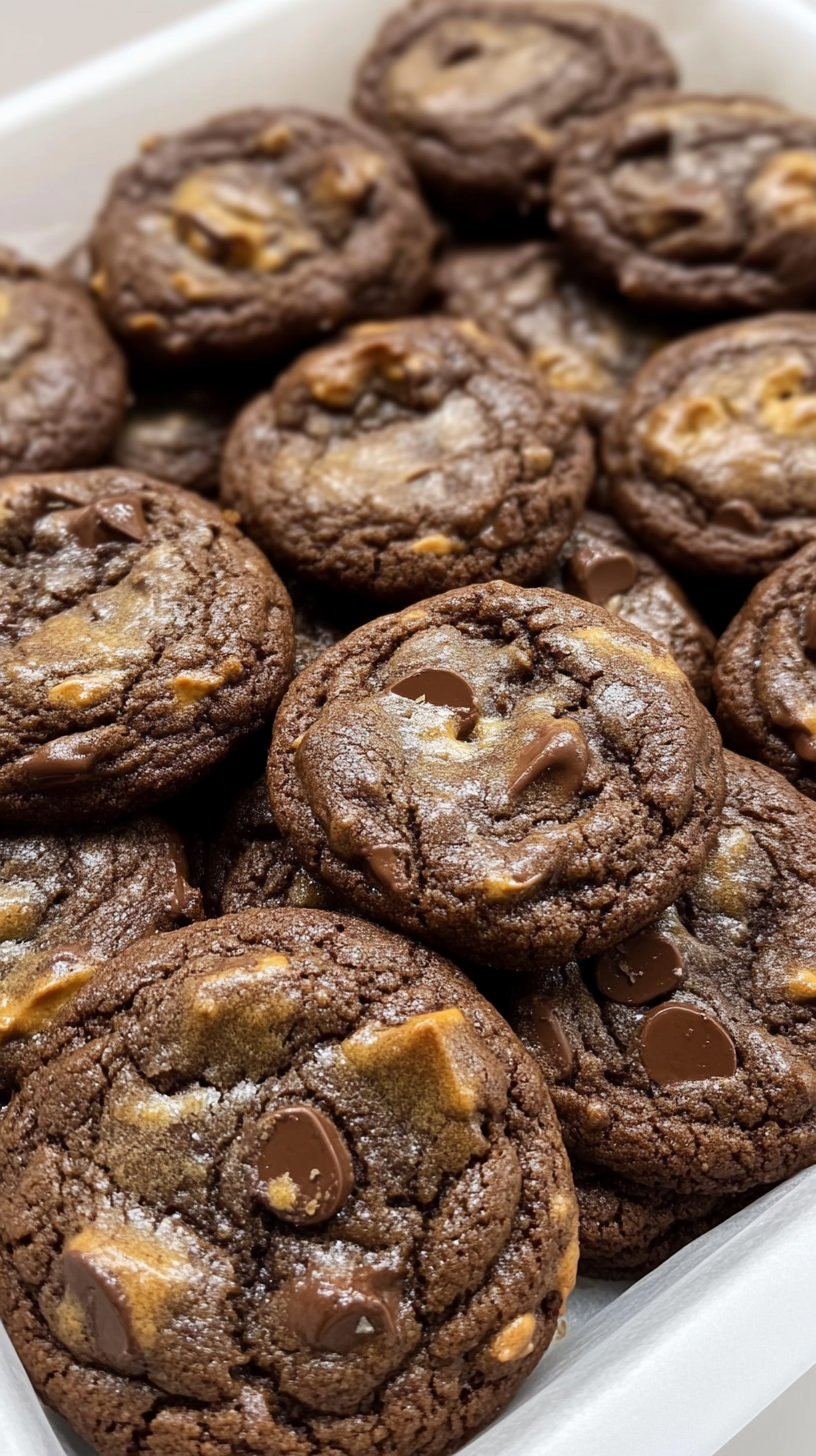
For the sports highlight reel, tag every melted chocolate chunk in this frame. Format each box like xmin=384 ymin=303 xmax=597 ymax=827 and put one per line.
xmin=595 ymin=930 xmax=684 ymax=1007
xmin=365 ymin=845 xmax=410 ymax=895
xmin=529 ymin=997 xmax=573 ymax=1081
xmin=389 ymin=668 xmax=478 ymax=736
xmin=287 ymin=1264 xmax=401 ymax=1354
xmin=247 ymin=1104 xmax=353 ymax=1224
xmin=62 ymin=1248 xmax=141 ymax=1373
xmin=639 ymin=1003 xmax=737 ymax=1086
xmin=710 ymin=500 xmax=763 ymax=534
xmin=508 ymin=721 xmax=588 ymax=800
xmin=59 ymin=494 xmax=148 ymax=548
xmin=564 ymin=545 xmax=637 ymax=606
xmin=23 ymin=734 xmax=105 ymax=786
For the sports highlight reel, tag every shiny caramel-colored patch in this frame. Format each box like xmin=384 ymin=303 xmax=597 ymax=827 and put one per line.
xmin=747 ymin=149 xmax=816 ymax=230
xmin=127 ymin=313 xmax=165 ymax=333
xmin=572 ymin=625 xmax=685 ymax=678
xmin=171 ymin=658 xmax=243 ymax=705
xmin=48 ymin=672 xmax=121 ymax=708
xmin=783 ymin=966 xmax=816 ymax=1003
xmin=410 ymin=534 xmax=463 ymax=555
xmin=341 ymin=1007 xmax=496 ymax=1125
xmin=0 ymin=883 xmax=44 ymax=942
xmin=0 ymin=961 xmax=95 ymax=1043
xmin=488 ymin=1312 xmax=537 ymax=1364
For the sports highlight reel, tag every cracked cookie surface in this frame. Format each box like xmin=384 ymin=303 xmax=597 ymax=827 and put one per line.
xmin=511 ymin=752 xmax=816 ymax=1193
xmin=90 ymin=108 xmax=436 ymax=366
xmin=552 ymin=95 xmax=816 ymax=313
xmin=268 ymin=581 xmax=724 ymax=969
xmin=605 ymin=314 xmax=816 ymax=576
xmin=714 ymin=540 xmax=816 ymax=797
xmin=222 ymin=316 xmax=593 ymax=602
xmin=433 ymin=241 xmax=660 ymax=430
xmin=354 ymin=0 xmax=676 ymax=219
xmin=0 ymin=906 xmax=577 ymax=1456
xmin=542 ymin=510 xmax=715 ymax=702
xmin=0 ymin=468 xmax=293 ymax=825
xmin=0 ymin=248 xmax=127 ymax=476
xmin=0 ymin=818 xmax=202 ymax=1089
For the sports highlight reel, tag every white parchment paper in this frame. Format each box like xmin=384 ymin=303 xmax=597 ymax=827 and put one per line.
xmin=2 ymin=1 xmax=816 ymax=1453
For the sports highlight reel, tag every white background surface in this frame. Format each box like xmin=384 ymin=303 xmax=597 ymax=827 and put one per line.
xmin=1 ymin=3 xmax=815 ymax=1453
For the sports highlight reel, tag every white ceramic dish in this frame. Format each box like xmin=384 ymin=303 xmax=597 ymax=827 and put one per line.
xmin=2 ymin=1 xmax=816 ymax=1453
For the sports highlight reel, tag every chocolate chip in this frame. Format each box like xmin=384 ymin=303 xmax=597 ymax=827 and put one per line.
xmin=595 ymin=930 xmax=684 ymax=1006
xmin=62 ymin=1248 xmax=141 ymax=1373
xmin=287 ymin=1265 xmax=401 ymax=1354
xmin=24 ymin=734 xmax=104 ymax=786
xmin=365 ymin=845 xmax=408 ymax=894
xmin=564 ymin=545 xmax=638 ymax=606
xmin=711 ymin=499 xmax=762 ymax=533
xmin=508 ymin=721 xmax=589 ymax=799
xmin=529 ymin=997 xmax=573 ymax=1080
xmin=389 ymin=668 xmax=478 ymax=735
xmin=247 ymin=1105 xmax=353 ymax=1224
xmin=793 ymin=730 xmax=816 ymax=763
xmin=803 ymin=599 xmax=816 ymax=654
xmin=59 ymin=494 xmax=148 ymax=548
xmin=639 ymin=1003 xmax=737 ymax=1086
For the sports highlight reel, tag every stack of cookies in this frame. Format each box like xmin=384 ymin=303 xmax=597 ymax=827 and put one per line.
xmin=2 ymin=4 xmax=816 ymax=1454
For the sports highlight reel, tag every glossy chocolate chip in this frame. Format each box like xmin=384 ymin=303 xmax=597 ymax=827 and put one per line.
xmin=24 ymin=734 xmax=103 ymax=785
xmin=247 ymin=1105 xmax=353 ymax=1224
xmin=62 ymin=1248 xmax=140 ymax=1373
xmin=59 ymin=494 xmax=148 ymax=548
xmin=564 ymin=545 xmax=638 ymax=606
xmin=803 ymin=598 xmax=816 ymax=653
xmin=366 ymin=845 xmax=408 ymax=894
xmin=508 ymin=721 xmax=589 ymax=800
xmin=639 ymin=1003 xmax=737 ymax=1086
xmin=287 ymin=1265 xmax=401 ymax=1354
xmin=711 ymin=499 xmax=762 ymax=533
xmin=530 ymin=997 xmax=573 ymax=1080
xmin=595 ymin=930 xmax=684 ymax=1006
xmin=389 ymin=668 xmax=478 ymax=735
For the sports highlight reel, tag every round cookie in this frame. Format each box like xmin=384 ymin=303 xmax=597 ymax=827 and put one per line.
xmin=511 ymin=751 xmax=816 ymax=1193
xmin=113 ymin=386 xmax=244 ymax=497
xmin=205 ymin=779 xmax=344 ymax=916
xmin=0 ymin=819 xmax=202 ymax=1089
xmin=552 ymin=94 xmax=816 ymax=314
xmin=353 ymin=1 xmax=676 ymax=220
xmin=714 ymin=541 xmax=816 ymax=798
xmin=573 ymin=1161 xmax=757 ymax=1279
xmin=433 ymin=241 xmax=660 ymax=430
xmin=268 ymin=580 xmax=725 ymax=970
xmin=604 ymin=315 xmax=816 ymax=576
xmin=222 ymin=317 xmax=594 ymax=601
xmin=89 ymin=108 xmax=436 ymax=366
xmin=0 ymin=248 xmax=127 ymax=476
xmin=0 ymin=907 xmax=579 ymax=1456
xmin=0 ymin=468 xmax=294 ymax=826
xmin=543 ymin=510 xmax=715 ymax=702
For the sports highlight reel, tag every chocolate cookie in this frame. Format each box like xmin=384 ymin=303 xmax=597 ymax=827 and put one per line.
xmin=222 ymin=317 xmax=594 ymax=601
xmin=573 ymin=1161 xmax=756 ymax=1279
xmin=713 ymin=541 xmax=816 ymax=797
xmin=511 ymin=751 xmax=816 ymax=1193
xmin=113 ymin=386 xmax=244 ymax=496
xmin=0 ymin=818 xmax=202 ymax=1089
xmin=0 ymin=907 xmax=578 ymax=1456
xmin=605 ymin=315 xmax=816 ymax=576
xmin=89 ymin=108 xmax=436 ymax=366
xmin=543 ymin=510 xmax=715 ymax=701
xmin=268 ymin=580 xmax=725 ymax=969
xmin=0 ymin=469 xmax=294 ymax=826
xmin=552 ymin=95 xmax=816 ymax=313
xmin=205 ymin=779 xmax=343 ymax=916
xmin=433 ymin=241 xmax=660 ymax=429
xmin=353 ymin=1 xmax=676 ymax=220
xmin=0 ymin=248 xmax=127 ymax=476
